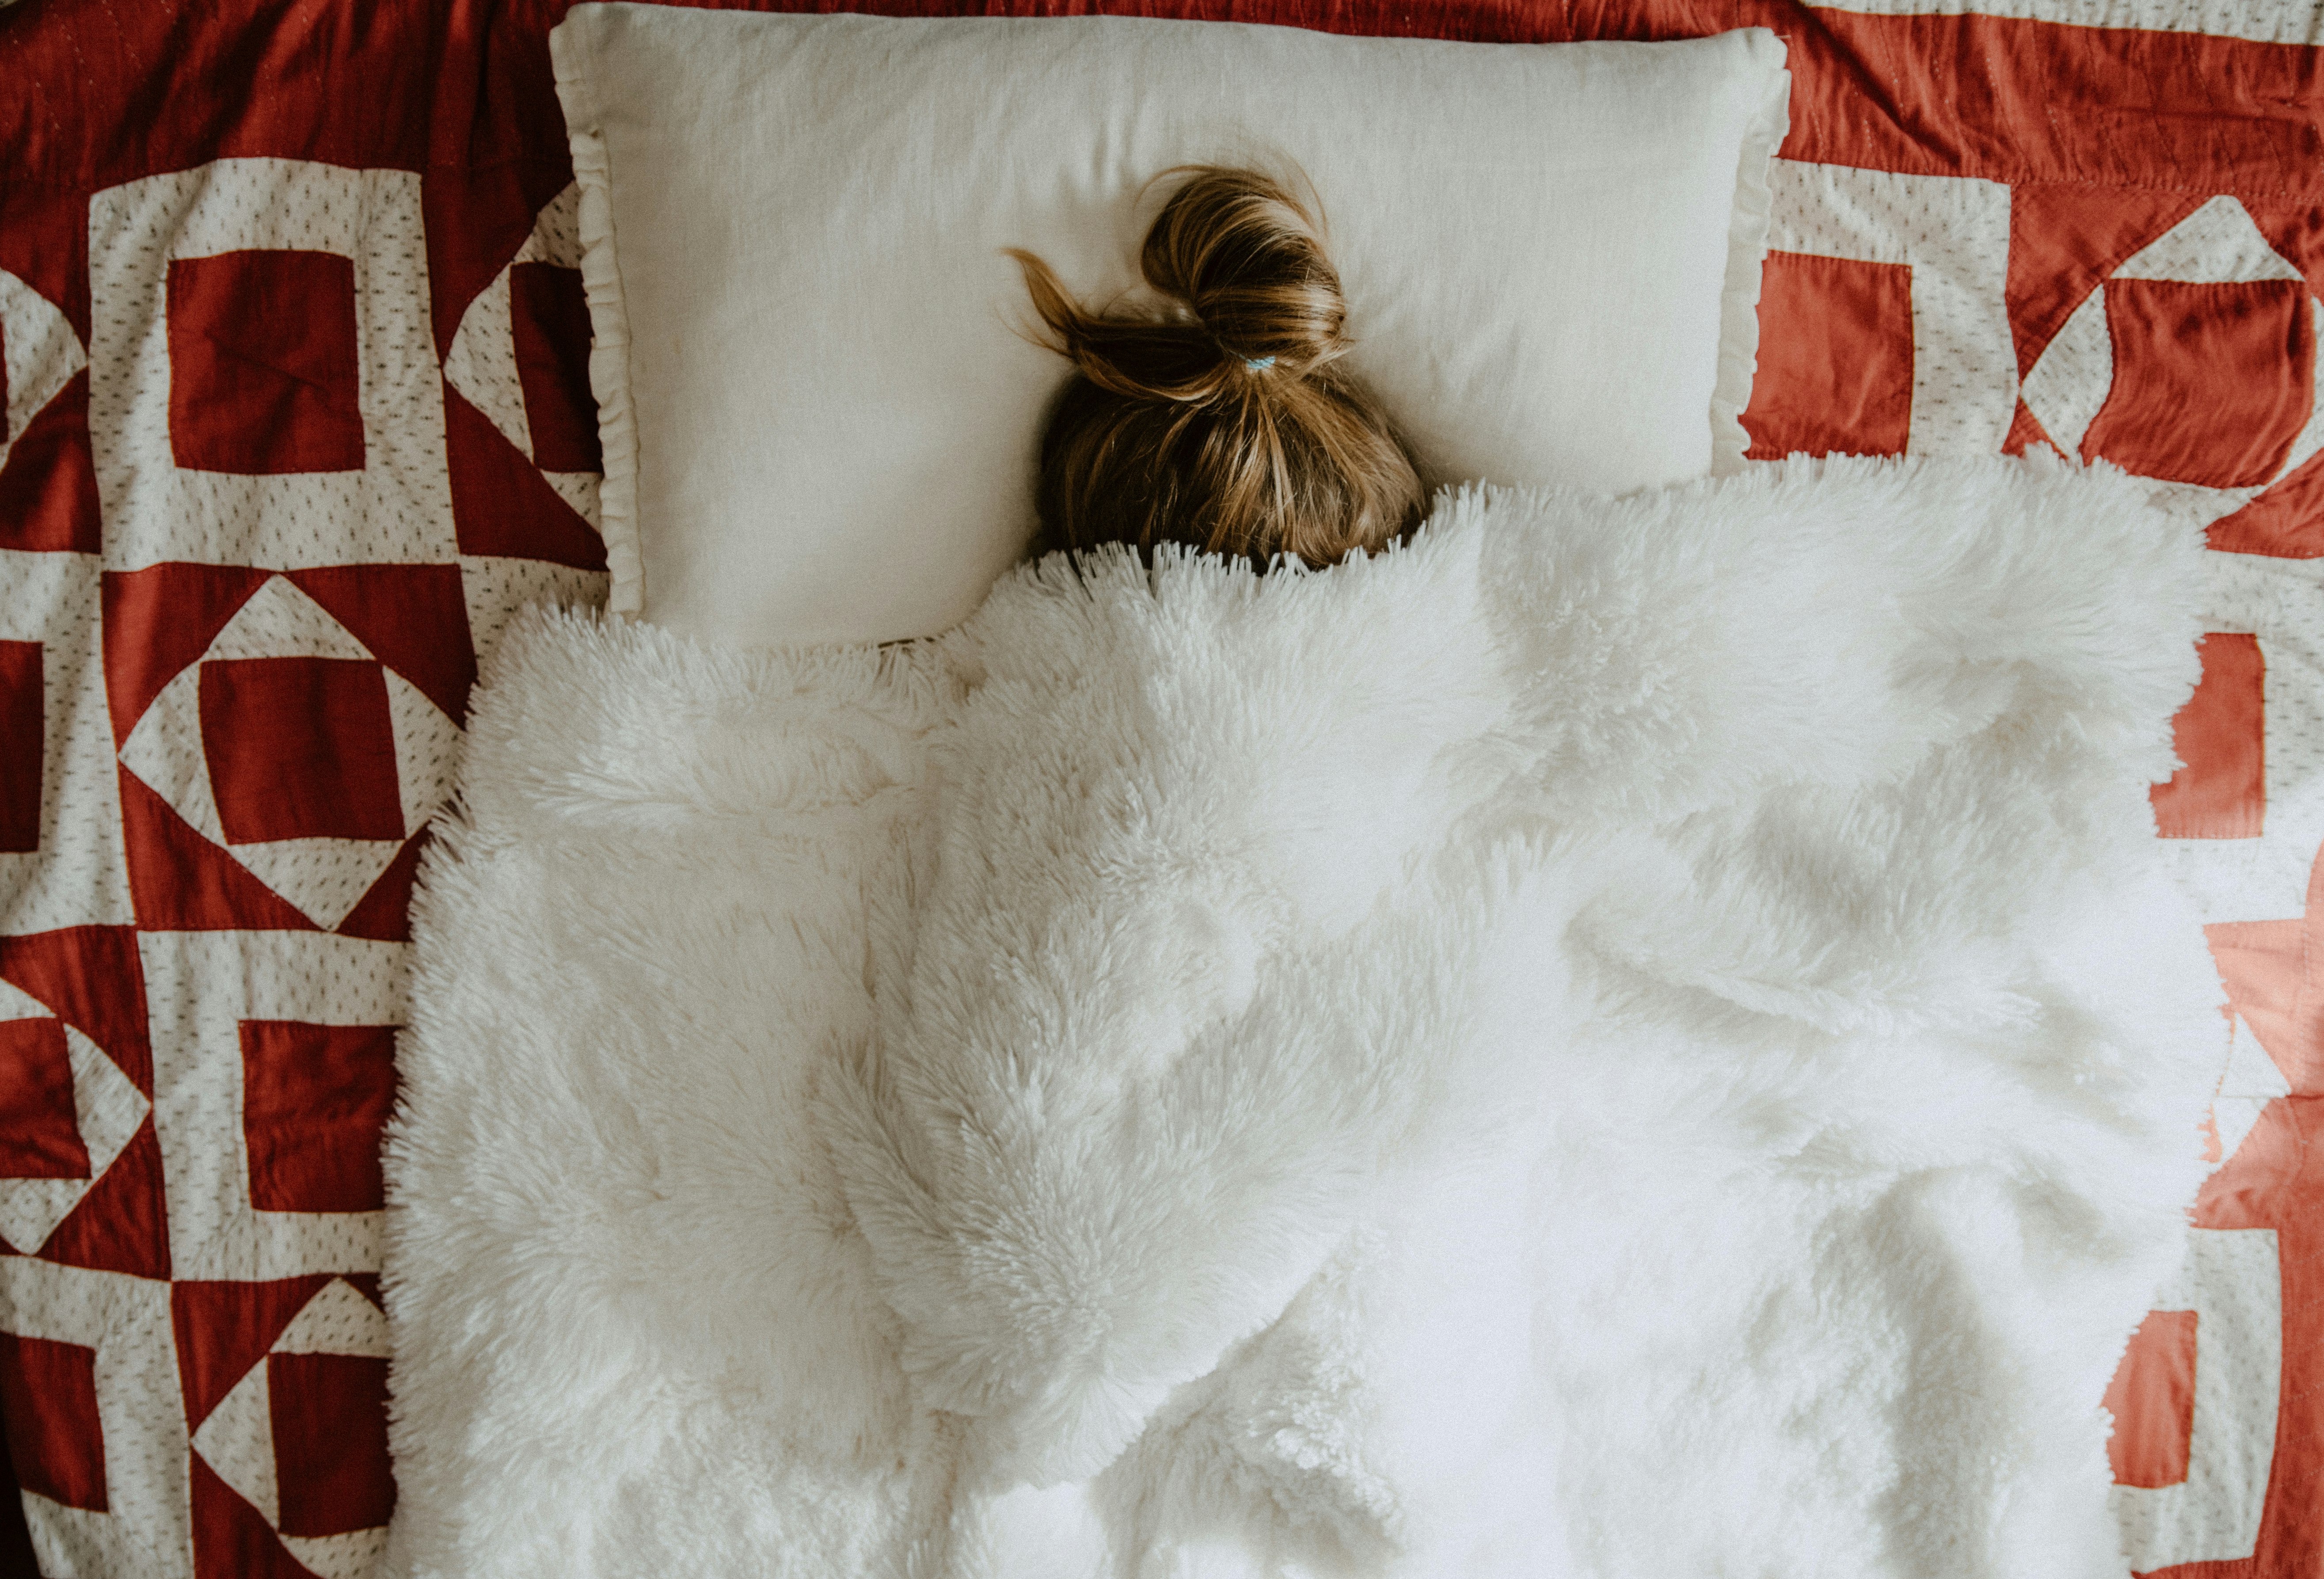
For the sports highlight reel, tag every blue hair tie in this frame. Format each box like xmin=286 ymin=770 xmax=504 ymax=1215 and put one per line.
xmin=1244 ymin=355 xmax=1276 ymax=372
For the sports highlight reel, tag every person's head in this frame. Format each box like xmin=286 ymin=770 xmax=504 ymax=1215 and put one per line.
xmin=1008 ymin=166 xmax=1426 ymax=569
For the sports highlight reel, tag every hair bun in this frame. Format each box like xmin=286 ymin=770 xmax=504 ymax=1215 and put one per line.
xmin=1140 ymin=167 xmax=1350 ymax=378
xmin=1007 ymin=163 xmax=1423 ymax=570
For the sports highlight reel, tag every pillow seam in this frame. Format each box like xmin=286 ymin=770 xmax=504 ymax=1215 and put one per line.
xmin=1709 ymin=36 xmax=1791 ymax=477
xmin=552 ymin=11 xmax=647 ymax=617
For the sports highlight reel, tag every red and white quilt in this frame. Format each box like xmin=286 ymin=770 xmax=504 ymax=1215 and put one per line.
xmin=0 ymin=0 xmax=2317 ymax=1575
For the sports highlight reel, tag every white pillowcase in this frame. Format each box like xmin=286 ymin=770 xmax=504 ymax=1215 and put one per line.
xmin=551 ymin=6 xmax=1789 ymax=647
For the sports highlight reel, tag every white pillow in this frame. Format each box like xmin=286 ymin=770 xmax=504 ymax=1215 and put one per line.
xmin=551 ymin=7 xmax=1788 ymax=647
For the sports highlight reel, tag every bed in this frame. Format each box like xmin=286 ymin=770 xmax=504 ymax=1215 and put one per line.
xmin=0 ymin=0 xmax=2316 ymax=1575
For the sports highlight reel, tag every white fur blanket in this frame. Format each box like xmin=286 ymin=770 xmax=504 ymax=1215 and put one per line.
xmin=383 ymin=454 xmax=2227 ymax=1579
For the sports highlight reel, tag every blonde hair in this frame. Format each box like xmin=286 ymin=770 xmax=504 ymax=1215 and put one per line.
xmin=1007 ymin=166 xmax=1426 ymax=569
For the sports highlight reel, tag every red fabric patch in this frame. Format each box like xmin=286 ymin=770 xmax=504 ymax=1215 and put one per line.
xmin=167 ymin=250 xmax=365 ymax=476
xmin=238 ymin=1021 xmax=397 ymax=1214
xmin=0 ymin=937 xmax=170 ymax=1269
xmin=2084 ymin=280 xmax=2313 ymax=490
xmin=198 ymin=657 xmax=403 ymax=846
xmin=2207 ymin=840 xmax=2324 ymax=1100
xmin=0 ymin=640 xmax=40 ymax=854
xmin=0 ymin=185 xmax=84 ymax=359
xmin=510 ymin=260 xmax=602 ymax=473
xmin=334 ymin=831 xmax=427 ymax=944
xmin=2153 ymin=633 xmax=2265 ymax=841
xmin=2210 ymin=448 xmax=2324 ymax=560
xmin=99 ymin=563 xmax=274 ymax=748
xmin=0 ymin=1333 xmax=105 ymax=1511
xmin=1786 ymin=11 xmax=2324 ymax=198
xmin=32 ymin=1118 xmax=169 ymax=1278
xmin=0 ymin=1438 xmax=34 ymax=1579
xmin=442 ymin=382 xmax=609 ymax=569
xmin=0 ymin=1018 xmax=88 ymax=1181
xmin=2001 ymin=399 xmax=2060 ymax=459
xmin=2163 ymin=1095 xmax=2324 ymax=1578
xmin=2107 ymin=1309 xmax=2199 ymax=1488
xmin=1742 ymin=251 xmax=1914 ymax=460
xmin=2252 ymin=198 xmax=2324 ymax=316
xmin=268 ymin=1352 xmax=394 ymax=1535
xmin=425 ymin=163 xmax=582 ymax=361
xmin=118 ymin=769 xmax=318 ymax=934
xmin=0 ymin=927 xmax=153 ymax=1097
xmin=0 ymin=0 xmax=444 ymax=203
xmin=2004 ymin=184 xmax=2203 ymax=377
xmin=190 ymin=1451 xmax=312 ymax=1579
xmin=170 ymin=1278 xmax=331 ymax=1433
xmin=281 ymin=564 xmax=476 ymax=723
xmin=0 ymin=369 xmax=102 ymax=555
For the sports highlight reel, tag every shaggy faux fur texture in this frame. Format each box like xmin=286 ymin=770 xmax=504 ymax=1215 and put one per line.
xmin=384 ymin=454 xmax=2226 ymax=1579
